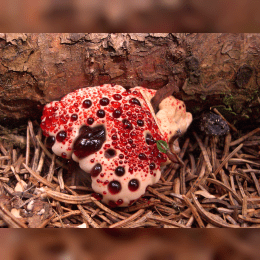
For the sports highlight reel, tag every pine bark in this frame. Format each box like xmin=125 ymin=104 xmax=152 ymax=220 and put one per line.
xmin=0 ymin=33 xmax=259 ymax=128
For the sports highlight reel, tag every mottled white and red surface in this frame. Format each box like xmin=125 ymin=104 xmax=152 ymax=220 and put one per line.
xmin=40 ymin=84 xmax=192 ymax=206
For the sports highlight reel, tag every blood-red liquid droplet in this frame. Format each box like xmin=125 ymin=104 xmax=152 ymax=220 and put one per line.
xmin=128 ymin=179 xmax=139 ymax=191
xmin=56 ymin=131 xmax=67 ymax=142
xmin=139 ymin=153 xmax=147 ymax=160
xmin=113 ymin=108 xmax=122 ymax=118
xmin=113 ymin=94 xmax=122 ymax=100
xmin=111 ymin=134 xmax=117 ymax=140
xmin=157 ymin=153 xmax=165 ymax=162
xmin=149 ymin=162 xmax=156 ymax=170
xmin=92 ymin=193 xmax=103 ymax=200
xmin=137 ymin=119 xmax=144 ymax=127
xmin=90 ymin=163 xmax=102 ymax=177
xmin=105 ymin=149 xmax=116 ymax=158
xmin=100 ymin=97 xmax=110 ymax=106
xmin=146 ymin=134 xmax=156 ymax=145
xmin=115 ymin=166 xmax=125 ymax=177
xmin=97 ymin=109 xmax=105 ymax=118
xmin=82 ymin=99 xmax=92 ymax=108
xmin=61 ymin=152 xmax=67 ymax=158
xmin=108 ymin=181 xmax=121 ymax=194
xmin=129 ymin=98 xmax=141 ymax=106
xmin=108 ymin=200 xmax=117 ymax=208
xmin=122 ymin=119 xmax=133 ymax=130
xmin=116 ymin=199 xmax=123 ymax=206
xmin=73 ymin=125 xmax=106 ymax=159
xmin=46 ymin=136 xmax=55 ymax=148
xmin=71 ymin=114 xmax=78 ymax=121
xmin=79 ymin=125 xmax=91 ymax=135
xmin=87 ymin=117 xmax=94 ymax=125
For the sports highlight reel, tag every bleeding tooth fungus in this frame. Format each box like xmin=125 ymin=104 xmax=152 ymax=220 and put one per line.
xmin=41 ymin=84 xmax=192 ymax=207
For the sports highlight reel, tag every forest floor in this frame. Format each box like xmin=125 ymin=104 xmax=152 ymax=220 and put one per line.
xmin=0 ymin=111 xmax=259 ymax=229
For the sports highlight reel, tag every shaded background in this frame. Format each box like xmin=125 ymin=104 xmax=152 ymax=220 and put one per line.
xmin=0 ymin=0 xmax=260 ymax=32
xmin=0 ymin=229 xmax=260 ymax=260
xmin=0 ymin=1 xmax=260 ymax=260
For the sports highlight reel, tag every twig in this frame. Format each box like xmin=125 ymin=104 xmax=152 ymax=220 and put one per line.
xmin=0 ymin=203 xmax=28 ymax=228
xmin=35 ymin=136 xmax=68 ymax=169
xmin=182 ymin=195 xmax=205 ymax=228
xmin=91 ymin=198 xmax=126 ymax=220
xmin=22 ymin=163 xmax=57 ymax=189
xmin=193 ymin=132 xmax=213 ymax=174
xmin=206 ymin=178 xmax=242 ymax=204
xmin=213 ymin=143 xmax=243 ymax=176
xmin=190 ymin=193 xmax=237 ymax=228
xmin=45 ymin=189 xmax=92 ymax=204
xmin=212 ymin=108 xmax=238 ymax=132
xmin=147 ymin=215 xmax=187 ymax=228
xmin=230 ymin=128 xmax=260 ymax=146
xmin=109 ymin=209 xmax=145 ymax=228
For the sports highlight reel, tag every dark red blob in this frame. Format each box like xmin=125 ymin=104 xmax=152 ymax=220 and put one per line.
xmin=92 ymin=193 xmax=103 ymax=200
xmin=87 ymin=117 xmax=94 ymax=125
xmin=105 ymin=149 xmax=116 ymax=158
xmin=90 ymin=163 xmax=102 ymax=177
xmin=79 ymin=125 xmax=92 ymax=135
xmin=108 ymin=200 xmax=117 ymax=208
xmin=128 ymin=179 xmax=139 ymax=191
xmin=111 ymin=134 xmax=117 ymax=140
xmin=100 ymin=97 xmax=110 ymax=106
xmin=71 ymin=114 xmax=78 ymax=121
xmin=113 ymin=108 xmax=122 ymax=118
xmin=82 ymin=99 xmax=92 ymax=108
xmin=56 ymin=131 xmax=67 ymax=142
xmin=122 ymin=90 xmax=131 ymax=96
xmin=149 ymin=162 xmax=156 ymax=170
xmin=116 ymin=199 xmax=123 ymax=206
xmin=129 ymin=98 xmax=141 ymax=106
xmin=113 ymin=94 xmax=122 ymax=100
xmin=59 ymin=116 xmax=67 ymax=125
xmin=115 ymin=166 xmax=125 ymax=177
xmin=122 ymin=119 xmax=133 ymax=130
xmin=46 ymin=136 xmax=55 ymax=148
xmin=157 ymin=153 xmax=165 ymax=162
xmin=61 ymin=152 xmax=67 ymax=158
xmin=146 ymin=134 xmax=156 ymax=145
xmin=73 ymin=125 xmax=106 ymax=159
xmin=137 ymin=119 xmax=144 ymax=127
xmin=108 ymin=181 xmax=121 ymax=194
xmin=139 ymin=153 xmax=147 ymax=160
xmin=97 ymin=109 xmax=105 ymax=118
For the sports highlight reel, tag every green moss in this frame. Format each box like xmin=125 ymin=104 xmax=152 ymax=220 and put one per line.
xmin=223 ymin=95 xmax=235 ymax=107
xmin=211 ymin=105 xmax=237 ymax=122
xmin=242 ymin=114 xmax=250 ymax=119
xmin=200 ymin=95 xmax=206 ymax=100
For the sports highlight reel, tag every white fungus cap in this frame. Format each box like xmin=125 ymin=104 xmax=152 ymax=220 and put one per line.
xmin=41 ymin=84 xmax=192 ymax=207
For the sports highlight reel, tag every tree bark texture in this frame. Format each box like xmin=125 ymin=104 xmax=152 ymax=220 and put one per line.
xmin=0 ymin=33 xmax=259 ymax=127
